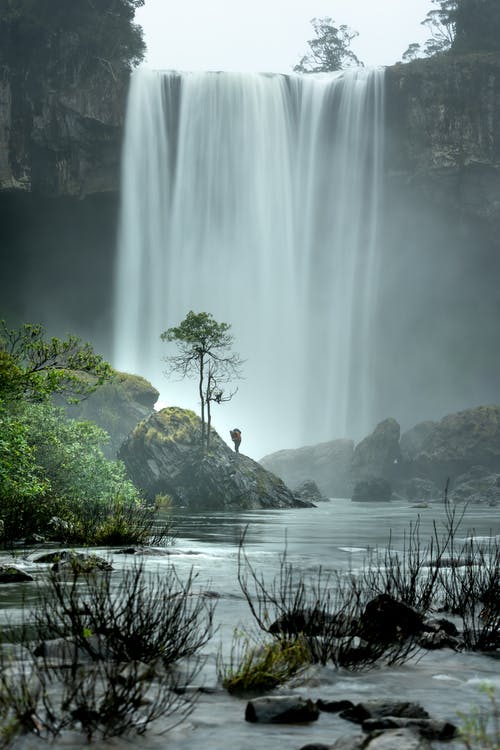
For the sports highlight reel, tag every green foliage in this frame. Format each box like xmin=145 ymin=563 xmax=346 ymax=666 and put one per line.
xmin=402 ymin=0 xmax=500 ymax=62
xmin=218 ymin=631 xmax=310 ymax=694
xmin=294 ymin=17 xmax=362 ymax=73
xmin=458 ymin=685 xmax=500 ymax=749
xmin=161 ymin=312 xmax=243 ymax=450
xmin=0 ymin=321 xmax=156 ymax=546
xmin=0 ymin=320 xmax=113 ymax=404
xmin=0 ymin=0 xmax=145 ymax=82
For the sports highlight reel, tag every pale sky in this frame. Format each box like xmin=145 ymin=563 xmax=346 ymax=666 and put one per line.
xmin=135 ymin=0 xmax=434 ymax=73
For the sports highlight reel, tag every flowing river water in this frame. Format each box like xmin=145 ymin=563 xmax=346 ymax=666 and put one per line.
xmin=3 ymin=499 xmax=500 ymax=749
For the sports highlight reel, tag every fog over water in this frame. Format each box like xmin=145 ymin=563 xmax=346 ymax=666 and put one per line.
xmin=114 ymin=68 xmax=385 ymax=458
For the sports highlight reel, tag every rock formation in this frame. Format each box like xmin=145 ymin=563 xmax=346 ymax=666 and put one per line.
xmin=64 ymin=371 xmax=159 ymax=458
xmin=260 ymin=439 xmax=354 ymax=498
xmin=119 ymin=407 xmax=311 ymax=510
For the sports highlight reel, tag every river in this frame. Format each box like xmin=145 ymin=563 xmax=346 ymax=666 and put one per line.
xmin=5 ymin=498 xmax=500 ymax=749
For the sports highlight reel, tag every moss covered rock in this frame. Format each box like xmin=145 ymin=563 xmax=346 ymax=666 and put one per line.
xmin=119 ymin=407 xmax=311 ymax=510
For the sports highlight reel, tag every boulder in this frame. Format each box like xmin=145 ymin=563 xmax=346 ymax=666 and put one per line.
xmin=408 ymin=406 xmax=500 ymax=485
xmin=119 ymin=407 xmax=310 ymax=510
xmin=294 ymin=479 xmax=328 ymax=503
xmin=352 ymin=419 xmax=401 ymax=480
xmin=64 ymin=371 xmax=159 ymax=458
xmin=0 ymin=566 xmax=34 ymax=583
xmin=357 ymin=595 xmax=424 ymax=644
xmin=351 ymin=478 xmax=392 ymax=502
xmin=449 ymin=465 xmax=500 ymax=505
xmin=362 ymin=718 xmax=457 ymax=740
xmin=260 ymin=439 xmax=354 ymax=497
xmin=399 ymin=422 xmax=436 ymax=462
xmin=245 ymin=695 xmax=319 ymax=723
xmin=340 ymin=701 xmax=430 ymax=724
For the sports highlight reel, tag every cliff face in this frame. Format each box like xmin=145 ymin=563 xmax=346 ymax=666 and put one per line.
xmin=385 ymin=54 xmax=500 ymax=225
xmin=0 ymin=63 xmax=127 ymax=196
xmin=1 ymin=54 xmax=498 ymax=205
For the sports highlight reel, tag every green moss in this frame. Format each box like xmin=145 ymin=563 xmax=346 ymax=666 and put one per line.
xmin=219 ymin=634 xmax=311 ymax=694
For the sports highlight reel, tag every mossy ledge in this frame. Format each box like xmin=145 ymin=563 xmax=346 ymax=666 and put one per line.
xmin=120 ymin=408 xmax=313 ymax=511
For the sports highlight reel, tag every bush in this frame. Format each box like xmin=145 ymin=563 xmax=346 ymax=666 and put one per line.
xmin=458 ymin=684 xmax=500 ymax=749
xmin=0 ymin=557 xmax=215 ymax=743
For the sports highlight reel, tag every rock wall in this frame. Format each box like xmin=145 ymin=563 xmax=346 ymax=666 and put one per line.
xmin=385 ymin=53 xmax=500 ymax=225
xmin=0 ymin=63 xmax=127 ymax=196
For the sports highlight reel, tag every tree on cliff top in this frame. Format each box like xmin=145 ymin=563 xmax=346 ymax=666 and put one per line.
xmin=161 ymin=312 xmax=244 ymax=451
xmin=402 ymin=0 xmax=500 ymax=61
xmin=0 ymin=0 xmax=146 ymax=81
xmin=294 ymin=17 xmax=362 ymax=74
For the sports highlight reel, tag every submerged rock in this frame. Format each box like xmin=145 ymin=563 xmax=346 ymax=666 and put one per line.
xmin=120 ymin=407 xmax=310 ymax=510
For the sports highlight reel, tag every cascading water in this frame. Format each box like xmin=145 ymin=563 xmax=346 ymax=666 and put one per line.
xmin=113 ymin=68 xmax=385 ymax=458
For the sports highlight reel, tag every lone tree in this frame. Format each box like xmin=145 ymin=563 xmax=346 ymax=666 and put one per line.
xmin=161 ymin=312 xmax=244 ymax=450
xmin=294 ymin=17 xmax=362 ymax=74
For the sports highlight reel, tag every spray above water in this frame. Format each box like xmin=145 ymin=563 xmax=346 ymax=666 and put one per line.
xmin=113 ymin=68 xmax=385 ymax=458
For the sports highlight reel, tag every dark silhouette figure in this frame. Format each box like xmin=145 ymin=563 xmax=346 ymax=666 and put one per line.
xmin=230 ymin=428 xmax=242 ymax=453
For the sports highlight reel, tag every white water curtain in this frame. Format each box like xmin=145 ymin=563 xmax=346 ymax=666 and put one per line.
xmin=114 ymin=68 xmax=385 ymax=457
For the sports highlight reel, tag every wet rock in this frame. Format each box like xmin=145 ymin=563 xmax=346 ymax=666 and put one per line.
xmin=32 ymin=550 xmax=112 ymax=573
xmin=316 ymin=699 xmax=355 ymax=713
xmin=351 ymin=477 xmax=392 ymax=502
xmin=449 ymin=465 xmax=500 ymax=505
xmin=362 ymin=717 xmax=457 ymax=739
xmin=357 ymin=595 xmax=425 ymax=644
xmin=0 ymin=566 xmax=34 ymax=583
xmin=269 ymin=608 xmax=345 ymax=638
xmin=120 ymin=407 xmax=308 ymax=510
xmin=407 ymin=406 xmax=500 ymax=486
xmin=245 ymin=695 xmax=319 ymax=723
xmin=361 ymin=728 xmax=432 ymax=749
xmin=340 ymin=701 xmax=429 ymax=724
xmin=352 ymin=419 xmax=401 ymax=479
xmin=294 ymin=479 xmax=327 ymax=503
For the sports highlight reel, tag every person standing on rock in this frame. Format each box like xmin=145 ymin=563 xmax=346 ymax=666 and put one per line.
xmin=230 ymin=428 xmax=242 ymax=453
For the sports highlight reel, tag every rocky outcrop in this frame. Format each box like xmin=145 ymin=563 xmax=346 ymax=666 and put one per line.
xmin=64 ymin=371 xmax=159 ymax=458
xmin=351 ymin=478 xmax=393 ymax=503
xmin=119 ymin=407 xmax=310 ymax=510
xmin=403 ymin=405 xmax=500 ymax=486
xmin=259 ymin=439 xmax=354 ymax=497
xmin=351 ymin=419 xmax=401 ymax=480
xmin=385 ymin=54 xmax=500 ymax=225
xmin=293 ymin=479 xmax=328 ymax=503
xmin=0 ymin=63 xmax=127 ymax=196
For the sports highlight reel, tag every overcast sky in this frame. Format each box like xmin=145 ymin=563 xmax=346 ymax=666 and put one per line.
xmin=135 ymin=0 xmax=434 ymax=73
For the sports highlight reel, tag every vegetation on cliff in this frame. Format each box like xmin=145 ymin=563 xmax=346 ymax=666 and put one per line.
xmin=0 ymin=320 xmax=158 ymax=545
xmin=0 ymin=0 xmax=145 ymax=83
xmin=403 ymin=0 xmax=500 ymax=61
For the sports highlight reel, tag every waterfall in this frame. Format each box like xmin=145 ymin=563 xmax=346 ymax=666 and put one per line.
xmin=113 ymin=68 xmax=385 ymax=458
